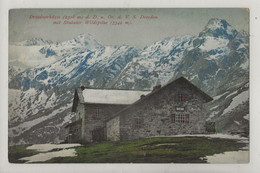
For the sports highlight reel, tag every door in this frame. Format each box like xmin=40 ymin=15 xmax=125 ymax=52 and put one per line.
xmin=92 ymin=127 xmax=105 ymax=142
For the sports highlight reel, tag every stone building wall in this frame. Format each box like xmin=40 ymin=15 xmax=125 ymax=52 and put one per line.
xmin=106 ymin=116 xmax=120 ymax=141
xmin=66 ymin=120 xmax=82 ymax=143
xmin=82 ymin=104 xmax=127 ymax=142
xmin=116 ymin=81 xmax=209 ymax=141
xmin=75 ymin=103 xmax=85 ymax=140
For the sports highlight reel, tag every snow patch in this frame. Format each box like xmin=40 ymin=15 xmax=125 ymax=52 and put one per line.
xmin=234 ymin=121 xmax=240 ymax=125
xmin=45 ymin=93 xmax=57 ymax=108
xmin=240 ymin=58 xmax=249 ymax=70
xmin=19 ymin=149 xmax=77 ymax=163
xmin=56 ymin=113 xmax=74 ymax=128
xmin=199 ymin=37 xmax=229 ymax=52
xmin=203 ymin=150 xmax=249 ymax=163
xmin=225 ymin=90 xmax=238 ymax=99
xmin=213 ymin=91 xmax=229 ymax=100
xmin=27 ymin=143 xmax=81 ymax=152
xmin=89 ymin=80 xmax=94 ymax=86
xmin=156 ymin=143 xmax=177 ymax=147
xmin=210 ymin=105 xmax=218 ymax=110
xmin=126 ymin=77 xmax=135 ymax=83
xmin=222 ymin=90 xmax=249 ymax=115
xmin=243 ymin=114 xmax=249 ymax=120
xmin=189 ymin=75 xmax=198 ymax=81
xmin=19 ymin=144 xmax=82 ymax=162
xmin=207 ymin=111 xmax=219 ymax=121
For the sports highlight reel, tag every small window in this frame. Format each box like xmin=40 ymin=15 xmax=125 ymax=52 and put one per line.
xmin=96 ymin=107 xmax=100 ymax=117
xmin=175 ymin=92 xmax=187 ymax=102
xmin=132 ymin=118 xmax=144 ymax=129
xmin=171 ymin=114 xmax=175 ymax=123
xmin=92 ymin=107 xmax=100 ymax=119
xmin=185 ymin=114 xmax=189 ymax=122
xmin=172 ymin=114 xmax=189 ymax=123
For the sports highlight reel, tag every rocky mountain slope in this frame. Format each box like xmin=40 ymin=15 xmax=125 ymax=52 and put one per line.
xmin=8 ymin=18 xmax=249 ymax=145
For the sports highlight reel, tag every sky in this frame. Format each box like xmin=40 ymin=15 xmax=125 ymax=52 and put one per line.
xmin=9 ymin=8 xmax=249 ymax=48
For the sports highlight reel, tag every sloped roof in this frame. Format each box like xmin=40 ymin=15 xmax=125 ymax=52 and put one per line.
xmin=81 ymin=89 xmax=151 ymax=104
xmin=72 ymin=77 xmax=213 ymax=114
xmin=72 ymin=87 xmax=151 ymax=112
xmin=106 ymin=76 xmax=213 ymax=121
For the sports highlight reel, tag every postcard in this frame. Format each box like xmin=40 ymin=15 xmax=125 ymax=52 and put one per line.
xmin=8 ymin=8 xmax=249 ymax=164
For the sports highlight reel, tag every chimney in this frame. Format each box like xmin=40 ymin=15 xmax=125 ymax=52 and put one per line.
xmin=152 ymin=85 xmax=161 ymax=92
xmin=140 ymin=95 xmax=146 ymax=99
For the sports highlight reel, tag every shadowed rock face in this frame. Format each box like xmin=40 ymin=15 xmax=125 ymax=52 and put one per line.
xmin=8 ymin=18 xmax=249 ymax=145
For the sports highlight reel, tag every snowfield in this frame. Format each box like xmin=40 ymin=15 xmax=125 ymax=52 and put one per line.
xmin=26 ymin=143 xmax=82 ymax=152
xmin=19 ymin=143 xmax=81 ymax=163
xmin=202 ymin=150 xmax=249 ymax=163
xmin=9 ymin=103 xmax=72 ymax=137
xmin=222 ymin=90 xmax=249 ymax=115
xmin=20 ymin=149 xmax=77 ymax=163
xmin=200 ymin=36 xmax=229 ymax=53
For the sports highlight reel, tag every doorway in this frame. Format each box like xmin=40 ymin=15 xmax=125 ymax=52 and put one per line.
xmin=92 ymin=127 xmax=105 ymax=142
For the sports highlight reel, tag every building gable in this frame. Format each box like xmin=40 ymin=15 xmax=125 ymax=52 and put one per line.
xmin=166 ymin=77 xmax=213 ymax=103
xmin=107 ymin=77 xmax=213 ymax=121
xmin=106 ymin=77 xmax=213 ymax=141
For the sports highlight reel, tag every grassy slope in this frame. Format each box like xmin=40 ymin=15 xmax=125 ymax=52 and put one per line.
xmin=44 ymin=137 xmax=246 ymax=163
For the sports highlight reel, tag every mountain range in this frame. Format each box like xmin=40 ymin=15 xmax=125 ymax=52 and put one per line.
xmin=8 ymin=18 xmax=249 ymax=145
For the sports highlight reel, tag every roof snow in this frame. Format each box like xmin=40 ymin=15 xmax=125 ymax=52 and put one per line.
xmin=82 ymin=89 xmax=151 ymax=104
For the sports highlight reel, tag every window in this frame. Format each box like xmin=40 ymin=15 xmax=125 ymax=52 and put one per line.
xmin=132 ymin=118 xmax=144 ymax=129
xmin=171 ymin=114 xmax=189 ymax=123
xmin=185 ymin=114 xmax=189 ymax=122
xmin=175 ymin=92 xmax=187 ymax=102
xmin=92 ymin=107 xmax=100 ymax=119
xmin=171 ymin=114 xmax=175 ymax=123
xmin=96 ymin=107 xmax=100 ymax=117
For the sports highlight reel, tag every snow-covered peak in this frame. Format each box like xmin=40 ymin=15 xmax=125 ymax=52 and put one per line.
xmin=141 ymin=35 xmax=194 ymax=58
xmin=206 ymin=18 xmax=230 ymax=30
xmin=36 ymin=33 xmax=104 ymax=59
xmin=77 ymin=33 xmax=93 ymax=38
xmin=199 ymin=18 xmax=238 ymax=40
xmin=59 ymin=33 xmax=102 ymax=49
xmin=76 ymin=33 xmax=100 ymax=45
xmin=14 ymin=37 xmax=53 ymax=46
